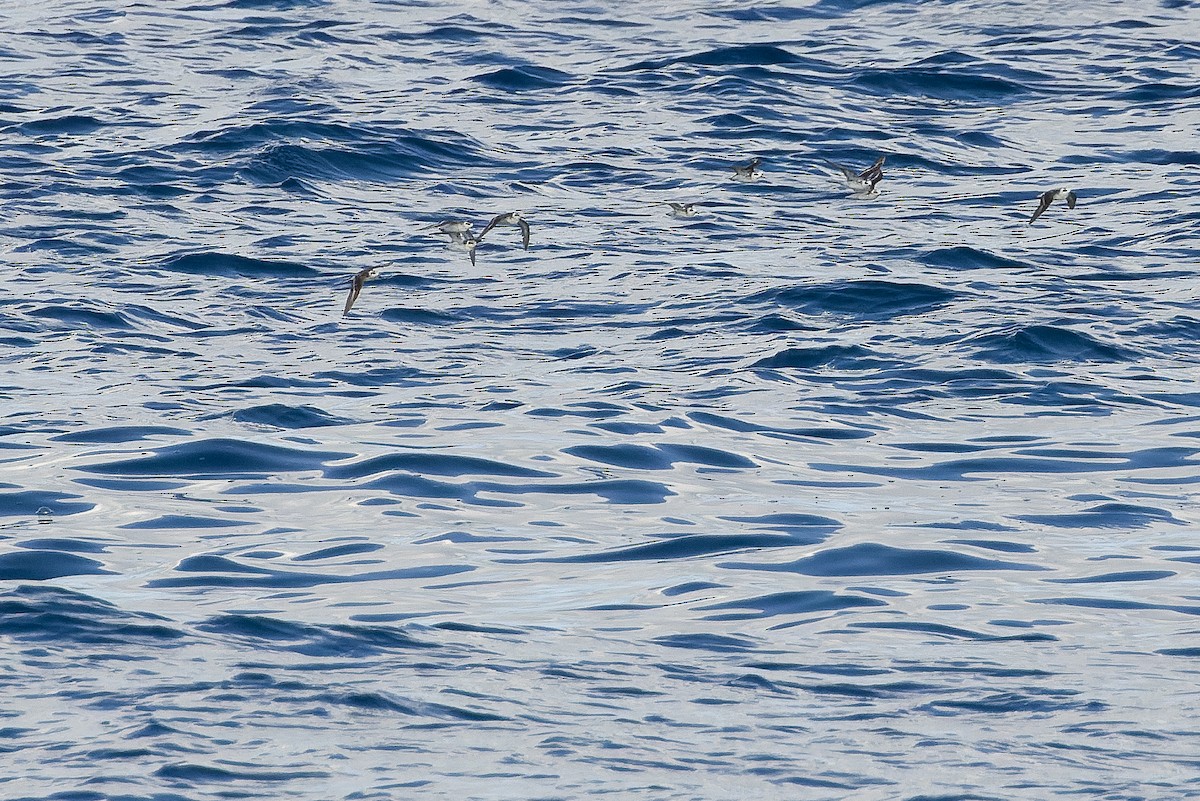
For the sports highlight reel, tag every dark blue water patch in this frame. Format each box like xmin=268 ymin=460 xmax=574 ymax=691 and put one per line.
xmin=49 ymin=425 xmax=191 ymax=443
xmin=851 ymin=620 xmax=1057 ymax=643
xmin=159 ymin=251 xmax=317 ymax=277
xmin=240 ymin=129 xmax=487 ymax=184
xmin=563 ymin=443 xmax=756 ymax=470
xmin=814 ymin=445 xmax=1200 ymax=482
xmin=28 ymin=304 xmax=134 ymax=330
xmin=919 ymin=246 xmax=1029 ymax=270
xmin=0 ymin=490 xmax=94 ymax=517
xmin=723 ymin=542 xmax=1044 ymax=577
xmin=11 ymin=236 xmax=115 ymax=256
xmin=379 ymin=307 xmax=467 ymax=326
xmin=1030 ymin=596 xmax=1200 ymax=617
xmin=13 ymin=114 xmax=104 ymax=137
xmin=1135 ymin=315 xmax=1200 ymax=348
xmin=621 ymin=43 xmax=835 ymax=74
xmin=73 ymin=477 xmax=189 ymax=492
xmin=689 ymin=411 xmax=872 ymax=441
xmin=698 ymin=590 xmax=887 ymax=621
xmin=1118 ymin=148 xmax=1200 ymax=165
xmin=700 ymin=112 xmax=757 ymax=130
xmin=853 ymin=67 xmax=1030 ymax=100
xmin=746 ymin=279 xmax=958 ymax=319
xmin=149 ymin=554 xmax=471 ymax=589
xmin=326 ymin=452 xmax=557 ymax=479
xmin=155 ymin=761 xmax=328 ymax=782
xmin=1014 ymin=502 xmax=1185 ymax=529
xmin=1158 ymin=648 xmax=1200 ymax=657
xmin=751 ymin=344 xmax=894 ymax=371
xmin=503 ymin=533 xmax=812 ymax=564
xmin=14 ymin=537 xmax=108 ymax=554
xmin=0 ymin=585 xmax=183 ymax=644
xmin=944 ymin=539 xmax=1033 ymax=554
xmin=331 ymin=688 xmax=508 ymax=721
xmin=745 ymin=313 xmax=820 ymax=333
xmin=0 ymin=549 xmax=112 ymax=580
xmin=471 ymin=64 xmax=573 ymax=91
xmin=293 ymin=542 xmax=383 ymax=561
xmin=390 ymin=23 xmax=492 ymax=43
xmin=652 ymin=633 xmax=760 ymax=653
xmin=590 ymin=421 xmax=665 ymax=435
xmin=1046 ymin=570 xmax=1175 ymax=584
xmin=195 ymin=614 xmax=438 ymax=657
xmin=662 ymin=581 xmax=726 ymax=597
xmin=231 ymin=403 xmax=354 ymax=429
xmin=414 ymin=530 xmax=528 ymax=545
xmin=1114 ymin=82 xmax=1200 ymax=102
xmin=193 ymin=374 xmax=332 ymax=391
xmin=75 ymin=438 xmax=350 ymax=478
xmin=919 ymin=688 xmax=1098 ymax=714
xmin=119 ymin=514 xmax=246 ymax=530
xmin=970 ymin=325 xmax=1137 ymax=364
xmin=717 ymin=513 xmax=843 ymax=534
xmin=314 ymin=367 xmax=430 ymax=387
xmin=921 ymin=522 xmax=1017 ymax=534
xmin=527 ymin=406 xmax=625 ymax=419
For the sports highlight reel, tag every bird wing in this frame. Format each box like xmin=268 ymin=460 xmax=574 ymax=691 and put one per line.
xmin=468 ymin=245 xmax=477 ymax=266
xmin=1066 ymin=190 xmax=1078 ymax=209
xmin=1028 ymin=190 xmax=1055 ymax=224
xmin=477 ymin=213 xmax=506 ymax=241
xmin=518 ymin=217 xmax=531 ymax=250
xmin=343 ymin=271 xmax=366 ymax=316
xmin=823 ymin=159 xmax=859 ymax=182
xmin=859 ymin=156 xmax=885 ymax=187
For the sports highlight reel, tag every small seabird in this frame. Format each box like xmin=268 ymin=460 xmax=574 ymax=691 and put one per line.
xmin=445 ymin=230 xmax=479 ymax=266
xmin=731 ymin=157 xmax=763 ymax=182
xmin=1028 ymin=187 xmax=1078 ymax=224
xmin=478 ymin=211 xmax=530 ymax=250
xmin=667 ymin=202 xmax=698 ymax=218
xmin=827 ymin=155 xmax=885 ymax=196
xmin=425 ymin=219 xmax=474 ymax=236
xmin=342 ymin=266 xmax=377 ymax=317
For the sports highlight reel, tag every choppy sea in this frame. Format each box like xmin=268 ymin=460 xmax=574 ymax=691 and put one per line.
xmin=3 ymin=0 xmax=1199 ymax=798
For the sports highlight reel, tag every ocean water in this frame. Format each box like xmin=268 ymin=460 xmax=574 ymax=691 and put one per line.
xmin=2 ymin=0 xmax=1199 ymax=797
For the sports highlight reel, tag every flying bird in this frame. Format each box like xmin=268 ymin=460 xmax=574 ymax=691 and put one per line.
xmin=667 ymin=202 xmax=698 ymax=218
xmin=732 ymin=157 xmax=763 ymax=182
xmin=478 ymin=212 xmax=530 ymax=250
xmin=424 ymin=219 xmax=474 ymax=236
xmin=1028 ymin=188 xmax=1078 ymax=224
xmin=827 ymin=155 xmax=885 ymax=196
xmin=445 ymin=230 xmax=479 ymax=266
xmin=342 ymin=267 xmax=377 ymax=317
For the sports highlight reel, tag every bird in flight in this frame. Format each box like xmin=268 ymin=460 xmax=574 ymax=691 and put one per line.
xmin=478 ymin=211 xmax=531 ymax=251
xmin=1028 ymin=187 xmax=1078 ymax=224
xmin=342 ymin=266 xmax=377 ymax=317
xmin=827 ymin=155 xmax=885 ymax=196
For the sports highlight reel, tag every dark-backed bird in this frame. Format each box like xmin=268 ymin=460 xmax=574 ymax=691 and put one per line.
xmin=343 ymin=266 xmax=377 ymax=317
xmin=732 ymin=157 xmax=763 ymax=182
xmin=1028 ymin=187 xmax=1078 ymax=224
xmin=667 ymin=202 xmax=698 ymax=218
xmin=827 ymin=155 xmax=885 ymax=196
xmin=478 ymin=212 xmax=530 ymax=250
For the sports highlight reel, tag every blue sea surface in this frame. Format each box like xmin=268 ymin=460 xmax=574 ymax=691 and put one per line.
xmin=2 ymin=0 xmax=1199 ymax=798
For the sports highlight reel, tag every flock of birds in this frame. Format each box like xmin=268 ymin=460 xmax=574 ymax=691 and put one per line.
xmin=341 ymin=155 xmax=1081 ymax=316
